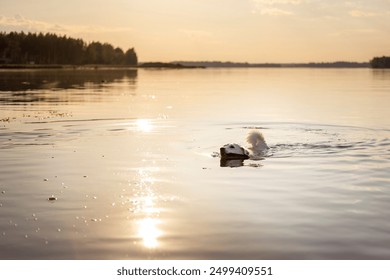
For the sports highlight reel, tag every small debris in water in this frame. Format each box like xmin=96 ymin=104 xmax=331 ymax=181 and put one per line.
xmin=45 ymin=240 xmax=49 ymax=245
xmin=43 ymin=178 xmax=49 ymax=181
xmin=1 ymin=191 xmax=5 ymax=194
xmin=48 ymin=196 xmax=57 ymax=201
xmin=211 ymin=152 xmax=219 ymax=158
xmin=25 ymin=235 xmax=28 ymax=239
xmin=83 ymin=175 xmax=87 ymax=178
xmin=57 ymin=228 xmax=61 ymax=232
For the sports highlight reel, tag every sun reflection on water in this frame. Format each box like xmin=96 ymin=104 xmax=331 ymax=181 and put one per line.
xmin=137 ymin=218 xmax=162 ymax=248
xmin=136 ymin=119 xmax=153 ymax=132
xmin=132 ymin=167 xmax=162 ymax=248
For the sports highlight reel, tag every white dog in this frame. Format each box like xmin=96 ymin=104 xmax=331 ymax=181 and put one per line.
xmin=220 ymin=130 xmax=269 ymax=161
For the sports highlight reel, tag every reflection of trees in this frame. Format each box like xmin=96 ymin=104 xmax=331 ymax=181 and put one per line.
xmin=0 ymin=32 xmax=138 ymax=66
xmin=0 ymin=69 xmax=137 ymax=104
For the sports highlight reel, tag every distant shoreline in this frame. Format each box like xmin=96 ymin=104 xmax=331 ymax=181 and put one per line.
xmin=138 ymin=62 xmax=205 ymax=69
xmin=0 ymin=61 xmax=375 ymax=69
xmin=173 ymin=61 xmax=370 ymax=68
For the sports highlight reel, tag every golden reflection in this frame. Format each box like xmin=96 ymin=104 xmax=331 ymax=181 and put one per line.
xmin=132 ymin=167 xmax=162 ymax=248
xmin=136 ymin=119 xmax=153 ymax=132
xmin=137 ymin=218 xmax=161 ymax=248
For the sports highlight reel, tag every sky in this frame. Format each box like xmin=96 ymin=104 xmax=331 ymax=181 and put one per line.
xmin=0 ymin=0 xmax=389 ymax=63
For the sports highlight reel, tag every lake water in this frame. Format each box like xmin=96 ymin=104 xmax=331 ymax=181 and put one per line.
xmin=0 ymin=67 xmax=389 ymax=259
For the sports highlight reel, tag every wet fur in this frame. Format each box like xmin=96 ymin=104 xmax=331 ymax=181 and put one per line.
xmin=220 ymin=130 xmax=269 ymax=160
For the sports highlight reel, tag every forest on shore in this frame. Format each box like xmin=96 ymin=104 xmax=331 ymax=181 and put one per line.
xmin=0 ymin=32 xmax=137 ymax=66
xmin=1 ymin=31 xmax=389 ymax=69
xmin=370 ymin=56 xmax=390 ymax=68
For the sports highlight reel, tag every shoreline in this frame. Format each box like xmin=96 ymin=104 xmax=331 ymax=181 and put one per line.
xmin=0 ymin=62 xmax=378 ymax=70
xmin=0 ymin=64 xmax=373 ymax=70
xmin=0 ymin=64 xmax=139 ymax=70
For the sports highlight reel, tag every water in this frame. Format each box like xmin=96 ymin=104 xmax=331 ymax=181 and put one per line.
xmin=0 ymin=68 xmax=389 ymax=259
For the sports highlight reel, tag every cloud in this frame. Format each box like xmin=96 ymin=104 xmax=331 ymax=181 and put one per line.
xmin=251 ymin=0 xmax=306 ymax=16
xmin=329 ymin=28 xmax=379 ymax=37
xmin=0 ymin=14 xmax=133 ymax=36
xmin=0 ymin=14 xmax=55 ymax=32
xmin=348 ymin=10 xmax=377 ymax=17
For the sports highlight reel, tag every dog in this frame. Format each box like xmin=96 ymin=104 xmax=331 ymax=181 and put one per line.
xmin=220 ymin=130 xmax=269 ymax=167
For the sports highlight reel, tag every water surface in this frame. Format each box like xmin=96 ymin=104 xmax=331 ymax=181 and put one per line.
xmin=0 ymin=68 xmax=389 ymax=259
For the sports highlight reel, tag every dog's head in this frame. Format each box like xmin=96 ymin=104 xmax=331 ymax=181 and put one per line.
xmin=220 ymin=143 xmax=250 ymax=160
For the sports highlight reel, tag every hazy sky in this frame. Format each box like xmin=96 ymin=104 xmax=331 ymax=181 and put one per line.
xmin=1 ymin=0 xmax=389 ymax=62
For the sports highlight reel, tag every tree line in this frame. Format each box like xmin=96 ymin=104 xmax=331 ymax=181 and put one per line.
xmin=370 ymin=56 xmax=390 ymax=68
xmin=0 ymin=31 xmax=137 ymax=65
